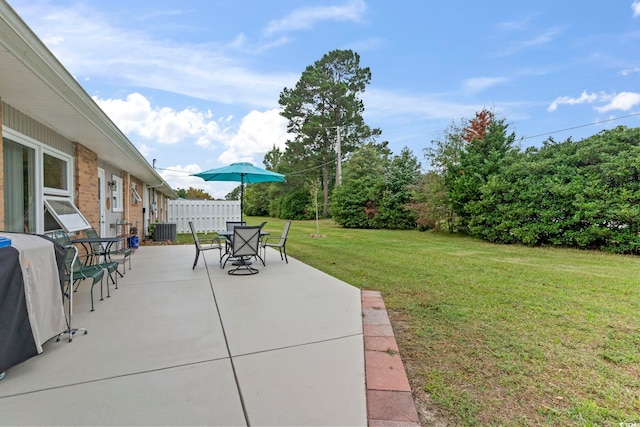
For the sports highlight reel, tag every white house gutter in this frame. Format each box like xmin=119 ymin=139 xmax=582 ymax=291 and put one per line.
xmin=0 ymin=2 xmax=176 ymax=198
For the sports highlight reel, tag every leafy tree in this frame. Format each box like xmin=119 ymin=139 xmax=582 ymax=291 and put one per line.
xmin=446 ymin=112 xmax=516 ymax=231
xmin=226 ymin=186 xmax=241 ymax=201
xmin=263 ymin=145 xmax=284 ymax=171
xmin=463 ymin=108 xmax=493 ymax=142
xmin=330 ymin=143 xmax=388 ymax=227
xmin=330 ymin=144 xmax=420 ymax=229
xmin=243 ymin=183 xmax=272 ymax=216
xmin=411 ymin=119 xmax=467 ymax=232
xmin=406 ymin=172 xmax=455 ymax=231
xmin=373 ymin=147 xmax=421 ymax=229
xmin=424 ymin=119 xmax=466 ymax=174
xmin=278 ymin=49 xmax=381 ymax=217
xmin=175 ymin=187 xmax=214 ymax=200
xmin=470 ymin=126 xmax=640 ymax=252
xmin=270 ymin=190 xmax=312 ymax=220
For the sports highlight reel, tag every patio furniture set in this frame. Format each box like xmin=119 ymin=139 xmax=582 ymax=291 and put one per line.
xmin=189 ymin=220 xmax=291 ymax=275
xmin=48 ymin=228 xmax=133 ymax=344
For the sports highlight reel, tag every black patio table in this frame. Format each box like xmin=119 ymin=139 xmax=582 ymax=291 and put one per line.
xmin=72 ymin=236 xmax=126 ymax=277
xmin=217 ymin=230 xmax=269 ymax=240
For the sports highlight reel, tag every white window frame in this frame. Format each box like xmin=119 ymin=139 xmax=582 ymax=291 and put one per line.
xmin=131 ymin=183 xmax=142 ymax=204
xmin=44 ymin=195 xmax=91 ymax=232
xmin=111 ymin=175 xmax=123 ymax=212
xmin=3 ymin=127 xmax=82 ymax=234
xmin=42 ymin=147 xmax=72 ymax=196
xmin=3 ymin=128 xmax=44 ymax=233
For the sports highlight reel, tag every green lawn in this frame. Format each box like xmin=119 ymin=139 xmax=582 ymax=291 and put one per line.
xmin=184 ymin=217 xmax=640 ymax=426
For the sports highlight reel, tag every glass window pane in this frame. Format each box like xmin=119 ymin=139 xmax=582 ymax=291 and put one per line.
xmin=3 ymin=138 xmax=36 ymax=232
xmin=44 ymin=196 xmax=91 ymax=232
xmin=112 ymin=175 xmax=123 ymax=212
xmin=43 ymin=152 xmax=68 ymax=191
xmin=44 ymin=208 xmax=63 ymax=232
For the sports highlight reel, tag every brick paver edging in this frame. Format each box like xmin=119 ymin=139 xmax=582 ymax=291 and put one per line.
xmin=362 ymin=290 xmax=421 ymax=427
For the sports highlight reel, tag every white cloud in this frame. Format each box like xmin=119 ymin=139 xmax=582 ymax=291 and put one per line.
xmin=137 ymin=143 xmax=153 ymax=158
xmin=621 ymin=67 xmax=640 ymax=76
xmin=363 ymin=88 xmax=482 ymax=122
xmin=498 ymin=15 xmax=535 ymax=31
xmin=633 ymin=1 xmax=640 ymax=17
xmin=95 ymin=93 xmax=230 ymax=146
xmin=161 ymin=128 xmax=292 ymax=197
xmin=218 ymin=109 xmax=291 ymax=164
xmin=596 ymin=92 xmax=640 ymax=112
xmin=264 ymin=0 xmax=366 ymax=35
xmin=158 ymin=164 xmax=236 ymax=199
xmin=548 ymin=90 xmax=640 ymax=113
xmin=548 ymin=91 xmax=600 ymax=112
xmin=496 ymin=27 xmax=564 ymax=57
xmin=95 ymin=92 xmax=291 ymax=179
xmin=462 ymin=77 xmax=508 ymax=93
xmin=19 ymin=3 xmax=296 ymax=108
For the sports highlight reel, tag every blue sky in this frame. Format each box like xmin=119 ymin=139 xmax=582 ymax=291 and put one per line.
xmin=8 ymin=0 xmax=640 ymax=198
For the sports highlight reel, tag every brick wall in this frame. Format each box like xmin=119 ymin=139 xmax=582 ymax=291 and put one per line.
xmin=74 ymin=143 xmax=98 ymax=230
xmin=0 ymin=126 xmax=154 ymax=235
xmin=129 ymin=175 xmax=144 ymax=233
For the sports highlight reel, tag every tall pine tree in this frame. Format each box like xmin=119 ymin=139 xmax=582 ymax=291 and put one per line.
xmin=278 ymin=49 xmax=381 ymax=216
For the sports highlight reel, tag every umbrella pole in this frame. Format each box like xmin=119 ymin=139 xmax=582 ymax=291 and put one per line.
xmin=240 ymin=175 xmax=244 ymax=223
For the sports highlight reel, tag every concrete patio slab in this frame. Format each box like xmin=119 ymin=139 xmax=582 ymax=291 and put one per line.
xmin=234 ymin=335 xmax=366 ymax=426
xmin=0 ymin=245 xmax=369 ymax=426
xmin=0 ymin=273 xmax=228 ymax=397
xmin=1 ymin=360 xmax=245 ymax=426
xmin=209 ymin=255 xmax=362 ymax=356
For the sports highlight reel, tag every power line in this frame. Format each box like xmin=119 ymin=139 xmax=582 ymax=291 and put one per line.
xmin=154 ymin=167 xmax=192 ymax=174
xmin=285 ymin=159 xmax=336 ymax=177
xmin=158 ymin=110 xmax=640 ymax=179
xmin=521 ymin=111 xmax=640 ymax=141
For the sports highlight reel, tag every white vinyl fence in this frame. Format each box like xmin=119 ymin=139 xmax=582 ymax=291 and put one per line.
xmin=168 ymin=199 xmax=241 ymax=234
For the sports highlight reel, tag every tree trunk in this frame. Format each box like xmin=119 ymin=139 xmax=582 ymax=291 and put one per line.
xmin=322 ymin=162 xmax=329 ymax=217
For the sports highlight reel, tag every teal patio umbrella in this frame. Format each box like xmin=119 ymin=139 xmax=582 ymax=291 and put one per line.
xmin=192 ymin=162 xmax=286 ymax=221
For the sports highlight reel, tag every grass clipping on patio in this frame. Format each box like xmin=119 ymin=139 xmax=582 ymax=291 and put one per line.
xmin=276 ymin=218 xmax=640 ymax=426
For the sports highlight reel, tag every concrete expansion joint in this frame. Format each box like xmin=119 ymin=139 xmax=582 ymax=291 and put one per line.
xmin=362 ymin=290 xmax=421 ymax=427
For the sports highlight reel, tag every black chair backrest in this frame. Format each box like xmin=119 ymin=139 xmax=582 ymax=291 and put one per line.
xmin=281 ymin=220 xmax=291 ymax=239
xmin=226 ymin=221 xmax=246 ymax=232
xmin=188 ymin=221 xmax=202 ymax=247
xmin=84 ymin=227 xmax=106 ymax=255
xmin=232 ymin=226 xmax=261 ymax=257
xmin=50 ymin=230 xmax=80 ymax=273
xmin=189 ymin=221 xmax=201 ymax=249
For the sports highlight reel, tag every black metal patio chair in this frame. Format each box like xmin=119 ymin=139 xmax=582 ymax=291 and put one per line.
xmin=223 ymin=225 xmax=264 ymax=275
xmin=85 ymin=227 xmax=132 ymax=275
xmin=262 ymin=220 xmax=291 ymax=264
xmin=189 ymin=221 xmax=223 ymax=269
xmin=50 ymin=231 xmax=107 ymax=312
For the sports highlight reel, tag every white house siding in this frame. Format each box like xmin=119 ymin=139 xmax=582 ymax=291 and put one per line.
xmin=2 ymin=103 xmax=74 ymax=156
